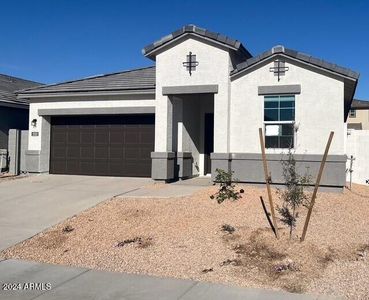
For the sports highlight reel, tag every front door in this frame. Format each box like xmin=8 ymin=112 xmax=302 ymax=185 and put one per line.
xmin=204 ymin=113 xmax=214 ymax=174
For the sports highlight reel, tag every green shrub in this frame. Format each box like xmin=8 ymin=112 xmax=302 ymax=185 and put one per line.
xmin=277 ymin=150 xmax=311 ymax=239
xmin=210 ymin=168 xmax=243 ymax=204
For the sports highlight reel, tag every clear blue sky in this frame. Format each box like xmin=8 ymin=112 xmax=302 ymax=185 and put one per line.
xmin=1 ymin=0 xmax=368 ymax=99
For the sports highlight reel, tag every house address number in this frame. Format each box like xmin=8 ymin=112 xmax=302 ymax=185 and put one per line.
xmin=31 ymin=132 xmax=39 ymax=136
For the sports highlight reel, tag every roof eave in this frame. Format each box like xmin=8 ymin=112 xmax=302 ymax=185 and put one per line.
xmin=0 ymin=101 xmax=29 ymax=109
xmin=344 ymin=79 xmax=359 ymax=122
xmin=17 ymin=88 xmax=156 ymax=99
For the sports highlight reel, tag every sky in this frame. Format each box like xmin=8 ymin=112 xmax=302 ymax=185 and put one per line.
xmin=0 ymin=0 xmax=368 ymax=99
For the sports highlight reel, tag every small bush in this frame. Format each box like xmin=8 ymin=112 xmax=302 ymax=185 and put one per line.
xmin=201 ymin=267 xmax=213 ymax=273
xmin=116 ymin=237 xmax=140 ymax=247
xmin=210 ymin=169 xmax=242 ymax=204
xmin=116 ymin=237 xmax=153 ymax=249
xmin=221 ymin=224 xmax=236 ymax=234
xmin=220 ymin=259 xmax=241 ymax=266
xmin=62 ymin=225 xmax=74 ymax=233
xmin=277 ymin=150 xmax=311 ymax=239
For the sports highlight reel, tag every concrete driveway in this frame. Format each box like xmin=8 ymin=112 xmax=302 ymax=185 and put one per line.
xmin=0 ymin=174 xmax=151 ymax=251
xmin=0 ymin=259 xmax=337 ymax=300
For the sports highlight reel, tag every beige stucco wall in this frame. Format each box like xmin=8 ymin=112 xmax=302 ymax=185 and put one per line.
xmin=347 ymin=109 xmax=369 ymax=130
xmin=154 ymin=35 xmax=231 ymax=153
xmin=230 ymin=57 xmax=345 ymax=155
xmin=28 ymin=94 xmax=155 ymax=150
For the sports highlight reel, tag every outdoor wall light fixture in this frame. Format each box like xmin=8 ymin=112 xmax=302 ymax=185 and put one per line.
xmin=31 ymin=119 xmax=37 ymax=128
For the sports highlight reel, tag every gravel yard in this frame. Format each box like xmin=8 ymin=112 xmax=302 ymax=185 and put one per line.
xmin=1 ymin=183 xmax=369 ymax=299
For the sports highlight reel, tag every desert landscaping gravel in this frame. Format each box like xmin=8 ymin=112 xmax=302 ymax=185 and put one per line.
xmin=1 ymin=183 xmax=369 ymax=299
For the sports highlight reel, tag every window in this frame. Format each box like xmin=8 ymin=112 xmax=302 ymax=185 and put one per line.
xmin=349 ymin=109 xmax=356 ymax=118
xmin=264 ymin=95 xmax=295 ymax=148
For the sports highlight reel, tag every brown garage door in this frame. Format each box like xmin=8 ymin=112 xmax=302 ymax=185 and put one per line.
xmin=50 ymin=114 xmax=155 ymax=177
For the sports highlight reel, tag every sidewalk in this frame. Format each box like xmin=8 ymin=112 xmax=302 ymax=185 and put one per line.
xmin=0 ymin=259 xmax=341 ymax=300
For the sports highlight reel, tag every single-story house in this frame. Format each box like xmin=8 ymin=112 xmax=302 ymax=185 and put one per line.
xmin=347 ymin=99 xmax=369 ymax=130
xmin=0 ymin=74 xmax=41 ymax=171
xmin=16 ymin=25 xmax=359 ymax=190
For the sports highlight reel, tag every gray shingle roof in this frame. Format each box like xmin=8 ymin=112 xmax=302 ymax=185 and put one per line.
xmin=231 ymin=45 xmax=360 ymax=80
xmin=351 ymin=99 xmax=369 ymax=109
xmin=0 ymin=74 xmax=42 ymax=106
xmin=18 ymin=66 xmax=155 ymax=95
xmin=142 ymin=24 xmax=252 ymax=59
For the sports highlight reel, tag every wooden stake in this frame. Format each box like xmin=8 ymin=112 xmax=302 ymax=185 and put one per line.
xmin=260 ymin=196 xmax=277 ymax=236
xmin=259 ymin=128 xmax=279 ymax=239
xmin=301 ymin=131 xmax=334 ymax=242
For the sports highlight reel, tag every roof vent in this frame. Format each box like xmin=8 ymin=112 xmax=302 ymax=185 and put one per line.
xmin=272 ymin=45 xmax=285 ymax=54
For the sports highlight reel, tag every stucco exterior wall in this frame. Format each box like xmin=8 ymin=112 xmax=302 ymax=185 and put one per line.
xmin=230 ymin=58 xmax=345 ymax=155
xmin=27 ymin=94 xmax=155 ymax=151
xmin=154 ymin=36 xmax=231 ymax=153
xmin=346 ymin=129 xmax=369 ymax=184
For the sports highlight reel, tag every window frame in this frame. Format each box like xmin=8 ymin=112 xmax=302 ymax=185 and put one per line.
xmin=263 ymin=95 xmax=295 ymax=149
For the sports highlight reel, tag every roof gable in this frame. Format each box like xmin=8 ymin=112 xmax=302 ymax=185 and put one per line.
xmin=231 ymin=45 xmax=359 ymax=80
xmin=142 ymin=24 xmax=252 ymax=60
xmin=231 ymin=45 xmax=359 ymax=121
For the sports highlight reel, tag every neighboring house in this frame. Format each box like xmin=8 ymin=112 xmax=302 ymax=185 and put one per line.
xmin=347 ymin=99 xmax=369 ymax=130
xmin=16 ymin=25 xmax=359 ymax=190
xmin=0 ymin=74 xmax=41 ymax=171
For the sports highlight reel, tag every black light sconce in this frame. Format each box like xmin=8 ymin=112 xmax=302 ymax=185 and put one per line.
xmin=31 ymin=119 xmax=37 ymax=128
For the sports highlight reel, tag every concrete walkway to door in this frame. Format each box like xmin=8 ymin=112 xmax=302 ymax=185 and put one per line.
xmin=0 ymin=174 xmax=151 ymax=251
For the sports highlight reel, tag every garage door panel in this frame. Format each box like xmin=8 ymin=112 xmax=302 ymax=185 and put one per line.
xmin=80 ymin=124 xmax=94 ymax=129
xmin=50 ymin=114 xmax=154 ymax=177
xmin=141 ymin=132 xmax=155 ymax=143
xmin=65 ymin=160 xmax=80 ymax=174
xmin=95 ymin=124 xmax=110 ymax=129
xmin=50 ymin=161 xmax=66 ymax=174
xmin=81 ymin=146 xmax=94 ymax=159
xmin=140 ymin=146 xmax=153 ymax=159
xmin=80 ymin=161 xmax=95 ymax=174
xmin=68 ymin=131 xmax=80 ymax=144
xmin=125 ymin=162 xmax=150 ymax=177
xmin=109 ymin=147 xmax=124 ymax=159
xmin=66 ymin=146 xmax=80 ymax=159
xmin=95 ymin=146 xmax=109 ymax=159
xmin=52 ymin=147 xmax=67 ymax=159
xmin=125 ymin=147 xmax=140 ymax=159
xmin=81 ymin=132 xmax=94 ymax=144
xmin=110 ymin=131 xmax=124 ymax=144
xmin=52 ymin=131 xmax=67 ymax=144
xmin=95 ymin=132 xmax=109 ymax=144
xmin=125 ymin=132 xmax=139 ymax=144
xmin=94 ymin=161 xmax=110 ymax=175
